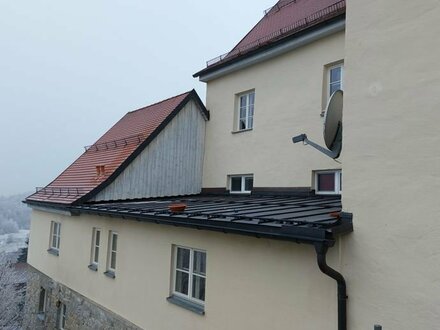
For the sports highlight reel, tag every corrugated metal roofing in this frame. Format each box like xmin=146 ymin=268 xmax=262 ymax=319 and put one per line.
xmin=71 ymin=194 xmax=353 ymax=244
xmin=27 ymin=91 xmax=198 ymax=205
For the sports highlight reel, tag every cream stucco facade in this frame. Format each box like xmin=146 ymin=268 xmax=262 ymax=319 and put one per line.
xmin=202 ymin=31 xmax=345 ymax=190
xmin=342 ymin=1 xmax=440 ymax=329
xmin=28 ymin=209 xmax=341 ymax=330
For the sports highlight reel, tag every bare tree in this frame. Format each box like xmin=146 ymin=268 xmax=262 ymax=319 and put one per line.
xmin=0 ymin=252 xmax=26 ymax=328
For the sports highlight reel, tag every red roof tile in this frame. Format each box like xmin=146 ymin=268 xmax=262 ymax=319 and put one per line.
xmin=195 ymin=0 xmax=345 ymax=76
xmin=27 ymin=90 xmax=206 ymax=205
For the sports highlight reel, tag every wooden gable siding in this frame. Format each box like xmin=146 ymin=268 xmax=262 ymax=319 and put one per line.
xmin=90 ymin=100 xmax=206 ymax=201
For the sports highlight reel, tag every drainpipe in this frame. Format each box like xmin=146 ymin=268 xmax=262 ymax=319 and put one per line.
xmin=314 ymin=242 xmax=347 ymax=330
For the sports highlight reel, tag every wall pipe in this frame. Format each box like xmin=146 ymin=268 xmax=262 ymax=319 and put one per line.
xmin=315 ymin=242 xmax=347 ymax=330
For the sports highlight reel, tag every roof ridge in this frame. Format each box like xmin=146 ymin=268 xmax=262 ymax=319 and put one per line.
xmin=127 ymin=90 xmax=193 ymax=115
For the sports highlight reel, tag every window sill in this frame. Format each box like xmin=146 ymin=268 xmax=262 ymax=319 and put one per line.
xmin=104 ymin=270 xmax=115 ymax=279
xmin=166 ymin=295 xmax=205 ymax=315
xmin=47 ymin=248 xmax=59 ymax=256
xmin=231 ymin=128 xmax=253 ymax=134
xmin=88 ymin=264 xmax=98 ymax=272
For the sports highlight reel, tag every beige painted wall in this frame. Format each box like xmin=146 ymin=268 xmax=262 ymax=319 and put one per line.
xmin=343 ymin=1 xmax=440 ymax=329
xmin=203 ymin=31 xmax=345 ymax=189
xmin=28 ymin=209 xmax=342 ymax=330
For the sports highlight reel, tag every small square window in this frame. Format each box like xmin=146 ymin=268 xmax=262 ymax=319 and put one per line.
xmin=229 ymin=175 xmax=253 ymax=194
xmin=314 ymin=170 xmax=342 ymax=195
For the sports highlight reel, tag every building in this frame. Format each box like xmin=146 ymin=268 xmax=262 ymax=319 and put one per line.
xmin=24 ymin=0 xmax=440 ymax=329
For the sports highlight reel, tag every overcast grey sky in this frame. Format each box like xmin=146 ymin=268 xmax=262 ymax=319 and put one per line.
xmin=0 ymin=0 xmax=274 ymax=196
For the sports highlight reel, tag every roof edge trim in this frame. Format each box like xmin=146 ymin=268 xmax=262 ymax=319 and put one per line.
xmin=196 ymin=18 xmax=345 ymax=82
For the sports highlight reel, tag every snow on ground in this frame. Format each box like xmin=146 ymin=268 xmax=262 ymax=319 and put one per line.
xmin=0 ymin=229 xmax=29 ymax=254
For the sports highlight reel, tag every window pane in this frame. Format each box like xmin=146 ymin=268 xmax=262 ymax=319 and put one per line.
xmin=240 ymin=95 xmax=247 ymax=108
xmin=249 ymin=92 xmax=255 ymax=105
xmin=192 ymin=275 xmax=206 ymax=301
xmin=244 ymin=177 xmax=253 ymax=191
xmin=249 ymin=104 xmax=254 ymax=116
xmin=317 ymin=173 xmax=335 ymax=191
xmin=112 ymin=234 xmax=117 ymax=252
xmin=57 ymin=235 xmax=60 ymax=249
xmin=247 ymin=116 xmax=253 ymax=129
xmin=239 ymin=119 xmax=246 ymax=130
xmin=52 ymin=235 xmax=57 ymax=249
xmin=94 ymin=246 xmax=99 ymax=263
xmin=111 ymin=251 xmax=117 ymax=269
xmin=239 ymin=107 xmax=246 ymax=119
xmin=193 ymin=251 xmax=206 ymax=275
xmin=231 ymin=177 xmax=242 ymax=192
xmin=176 ymin=247 xmax=190 ymax=271
xmin=339 ymin=172 xmax=342 ymax=191
xmin=95 ymin=231 xmax=100 ymax=246
xmin=175 ymin=270 xmax=189 ymax=295
xmin=330 ymin=67 xmax=341 ymax=82
xmin=62 ymin=305 xmax=66 ymax=327
xmin=330 ymin=82 xmax=340 ymax=95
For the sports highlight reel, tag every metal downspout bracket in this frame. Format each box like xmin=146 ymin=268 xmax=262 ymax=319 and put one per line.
xmin=314 ymin=242 xmax=348 ymax=330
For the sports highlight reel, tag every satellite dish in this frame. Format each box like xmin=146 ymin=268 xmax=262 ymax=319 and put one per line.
xmin=291 ymin=90 xmax=343 ymax=159
xmin=323 ymin=90 xmax=343 ymax=157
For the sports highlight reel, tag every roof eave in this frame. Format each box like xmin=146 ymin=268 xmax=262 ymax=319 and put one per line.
xmin=194 ymin=16 xmax=345 ymax=82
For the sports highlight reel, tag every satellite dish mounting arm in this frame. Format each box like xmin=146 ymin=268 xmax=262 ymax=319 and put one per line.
xmin=292 ymin=124 xmax=341 ymax=159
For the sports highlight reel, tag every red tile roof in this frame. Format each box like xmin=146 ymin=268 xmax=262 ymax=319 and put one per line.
xmin=27 ymin=90 xmax=207 ymax=205
xmin=195 ymin=0 xmax=345 ymax=76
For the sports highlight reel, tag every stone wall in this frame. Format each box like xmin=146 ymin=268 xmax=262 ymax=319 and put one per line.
xmin=23 ymin=267 xmax=141 ymax=330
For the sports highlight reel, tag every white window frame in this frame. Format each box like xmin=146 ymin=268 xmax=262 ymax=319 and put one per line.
xmin=58 ymin=302 xmax=66 ymax=330
xmin=237 ymin=90 xmax=255 ymax=131
xmin=107 ymin=231 xmax=118 ymax=273
xmin=37 ymin=287 xmax=47 ymax=316
xmin=314 ymin=170 xmax=342 ymax=195
xmin=172 ymin=245 xmax=206 ymax=306
xmin=90 ymin=228 xmax=101 ymax=266
xmin=229 ymin=175 xmax=253 ymax=194
xmin=327 ymin=63 xmax=344 ymax=99
xmin=50 ymin=221 xmax=61 ymax=251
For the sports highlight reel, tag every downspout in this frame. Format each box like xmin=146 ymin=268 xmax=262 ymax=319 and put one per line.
xmin=314 ymin=242 xmax=347 ymax=330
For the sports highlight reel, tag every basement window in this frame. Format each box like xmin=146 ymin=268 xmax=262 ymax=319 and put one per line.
xmin=229 ymin=175 xmax=253 ymax=194
xmin=314 ymin=170 xmax=342 ymax=195
xmin=37 ymin=287 xmax=47 ymax=320
xmin=57 ymin=302 xmax=66 ymax=330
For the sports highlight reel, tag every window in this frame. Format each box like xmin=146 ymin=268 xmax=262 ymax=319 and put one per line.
xmin=328 ymin=64 xmax=343 ymax=98
xmin=89 ymin=228 xmax=101 ymax=270
xmin=37 ymin=287 xmax=47 ymax=317
xmin=49 ymin=221 xmax=61 ymax=253
xmin=229 ymin=175 xmax=253 ymax=194
xmin=237 ymin=91 xmax=255 ymax=131
xmin=172 ymin=246 xmax=206 ymax=306
xmin=315 ymin=170 xmax=342 ymax=195
xmin=58 ymin=302 xmax=66 ymax=330
xmin=106 ymin=231 xmax=118 ymax=276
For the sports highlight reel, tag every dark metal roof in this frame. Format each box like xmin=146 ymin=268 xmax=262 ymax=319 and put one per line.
xmin=71 ymin=195 xmax=352 ymax=245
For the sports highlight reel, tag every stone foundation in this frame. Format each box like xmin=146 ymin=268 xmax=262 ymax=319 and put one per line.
xmin=23 ymin=267 xmax=140 ymax=330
